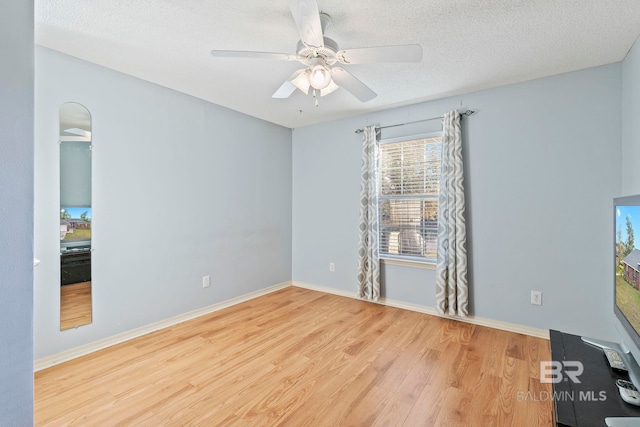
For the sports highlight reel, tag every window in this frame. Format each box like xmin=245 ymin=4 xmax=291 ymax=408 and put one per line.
xmin=378 ymin=133 xmax=442 ymax=263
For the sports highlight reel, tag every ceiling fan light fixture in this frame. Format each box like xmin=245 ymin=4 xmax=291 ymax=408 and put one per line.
xmin=320 ymin=79 xmax=339 ymax=97
xmin=291 ymin=69 xmax=311 ymax=94
xmin=309 ymin=64 xmax=331 ymax=90
xmin=308 ymin=57 xmax=332 ymax=90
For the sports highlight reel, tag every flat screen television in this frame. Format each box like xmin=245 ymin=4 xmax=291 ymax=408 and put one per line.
xmin=614 ymin=195 xmax=640 ymax=358
xmin=60 ymin=206 xmax=92 ymax=249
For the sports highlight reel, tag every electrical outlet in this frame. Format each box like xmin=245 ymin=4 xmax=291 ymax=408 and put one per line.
xmin=203 ymin=275 xmax=210 ymax=288
xmin=531 ymin=291 xmax=542 ymax=306
xmin=329 ymin=262 xmax=335 ymax=272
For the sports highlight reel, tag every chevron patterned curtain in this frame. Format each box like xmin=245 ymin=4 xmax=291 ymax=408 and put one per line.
xmin=435 ymin=110 xmax=469 ymax=317
xmin=357 ymin=126 xmax=381 ymax=302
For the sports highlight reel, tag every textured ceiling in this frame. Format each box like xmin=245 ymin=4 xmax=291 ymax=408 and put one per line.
xmin=35 ymin=0 xmax=640 ymax=128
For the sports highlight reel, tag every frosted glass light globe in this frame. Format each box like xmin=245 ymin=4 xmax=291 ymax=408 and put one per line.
xmin=309 ymin=64 xmax=331 ymax=90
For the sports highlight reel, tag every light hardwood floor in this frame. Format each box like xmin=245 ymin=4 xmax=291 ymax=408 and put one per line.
xmin=60 ymin=281 xmax=92 ymax=331
xmin=35 ymin=287 xmax=553 ymax=426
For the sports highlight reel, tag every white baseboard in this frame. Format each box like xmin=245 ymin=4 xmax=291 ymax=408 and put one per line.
xmin=34 ymin=281 xmax=292 ymax=372
xmin=292 ymin=281 xmax=550 ymax=340
xmin=36 ymin=279 xmax=549 ymax=371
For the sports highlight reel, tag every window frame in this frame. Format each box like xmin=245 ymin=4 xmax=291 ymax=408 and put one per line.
xmin=377 ymin=131 xmax=443 ymax=266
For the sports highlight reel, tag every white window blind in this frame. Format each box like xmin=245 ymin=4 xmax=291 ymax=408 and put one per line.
xmin=378 ymin=134 xmax=442 ymax=262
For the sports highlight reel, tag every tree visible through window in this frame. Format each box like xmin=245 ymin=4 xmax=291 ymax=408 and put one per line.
xmin=378 ymin=134 xmax=442 ymax=262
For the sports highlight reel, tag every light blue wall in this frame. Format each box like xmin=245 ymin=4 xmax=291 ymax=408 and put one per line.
xmin=0 ymin=1 xmax=34 ymax=425
xmin=622 ymin=36 xmax=640 ymax=195
xmin=618 ymin=35 xmax=640 ymax=358
xmin=293 ymin=64 xmax=622 ymax=341
xmin=34 ymin=47 xmax=292 ymax=359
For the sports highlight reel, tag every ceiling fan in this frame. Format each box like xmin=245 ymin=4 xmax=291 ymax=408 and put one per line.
xmin=210 ymin=0 xmax=423 ymax=105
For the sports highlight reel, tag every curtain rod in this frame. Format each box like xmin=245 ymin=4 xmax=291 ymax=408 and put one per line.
xmin=354 ymin=110 xmax=475 ymax=134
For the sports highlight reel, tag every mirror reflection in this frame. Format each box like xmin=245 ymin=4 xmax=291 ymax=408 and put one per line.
xmin=59 ymin=102 xmax=93 ymax=330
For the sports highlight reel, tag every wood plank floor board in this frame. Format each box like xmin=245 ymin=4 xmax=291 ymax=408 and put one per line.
xmin=525 ymin=377 xmax=555 ymax=426
xmin=261 ymin=310 xmax=419 ymax=426
xmin=491 ymin=356 xmax=530 ymax=426
xmin=526 ymin=335 xmax=547 ymax=381
xmin=477 ymin=324 xmax=512 ymax=377
xmin=35 ymin=287 xmax=553 ymax=426
xmin=60 ymin=281 xmax=92 ymax=331
xmin=191 ymin=354 xmax=317 ymax=426
xmin=368 ymin=348 xmax=441 ymax=426
xmin=402 ymin=370 xmax=450 ymax=426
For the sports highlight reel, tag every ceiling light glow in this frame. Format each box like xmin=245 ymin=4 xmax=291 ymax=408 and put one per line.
xmin=309 ymin=64 xmax=331 ymax=90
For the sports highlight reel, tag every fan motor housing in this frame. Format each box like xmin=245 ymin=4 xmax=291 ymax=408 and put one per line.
xmin=296 ymin=37 xmax=339 ymax=64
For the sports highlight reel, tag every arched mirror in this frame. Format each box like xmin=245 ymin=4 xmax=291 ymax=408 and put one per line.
xmin=59 ymin=103 xmax=92 ymax=330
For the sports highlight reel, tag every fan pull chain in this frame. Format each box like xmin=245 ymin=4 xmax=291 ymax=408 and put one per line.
xmin=313 ymin=89 xmax=319 ymax=107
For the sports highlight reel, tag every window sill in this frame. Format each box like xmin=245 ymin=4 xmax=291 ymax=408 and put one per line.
xmin=380 ymin=257 xmax=436 ymax=270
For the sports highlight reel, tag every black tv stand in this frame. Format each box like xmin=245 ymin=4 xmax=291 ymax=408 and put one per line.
xmin=550 ymin=330 xmax=640 ymax=426
xmin=60 ymin=247 xmax=91 ymax=285
xmin=581 ymin=336 xmax=640 ymax=390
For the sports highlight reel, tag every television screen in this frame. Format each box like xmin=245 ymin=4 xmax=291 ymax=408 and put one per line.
xmin=60 ymin=206 xmax=92 ymax=243
xmin=615 ymin=199 xmax=640 ymax=348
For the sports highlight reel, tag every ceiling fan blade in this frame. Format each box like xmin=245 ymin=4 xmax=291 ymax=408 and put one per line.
xmin=210 ymin=50 xmax=300 ymax=61
xmin=331 ymin=68 xmax=377 ymax=102
xmin=288 ymin=0 xmax=324 ymax=48
xmin=336 ymin=44 xmax=423 ymax=64
xmin=272 ymin=81 xmax=297 ymax=99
